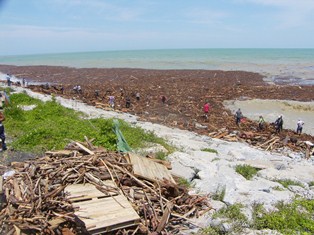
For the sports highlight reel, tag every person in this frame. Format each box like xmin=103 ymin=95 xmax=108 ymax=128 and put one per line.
xmin=235 ymin=108 xmax=243 ymax=126
xmin=77 ymin=85 xmax=82 ymax=94
xmin=161 ymin=95 xmax=167 ymax=104
xmin=274 ymin=115 xmax=283 ymax=133
xmin=22 ymin=78 xmax=26 ymax=87
xmin=296 ymin=119 xmax=304 ymax=135
xmin=258 ymin=115 xmax=265 ymax=131
xmin=94 ymin=90 xmax=99 ymax=98
xmin=203 ymin=102 xmax=211 ymax=120
xmin=0 ymin=113 xmax=7 ymax=151
xmin=109 ymin=95 xmax=115 ymax=108
xmin=126 ymin=97 xmax=131 ymax=108
xmin=136 ymin=92 xmax=140 ymax=101
xmin=6 ymin=74 xmax=11 ymax=87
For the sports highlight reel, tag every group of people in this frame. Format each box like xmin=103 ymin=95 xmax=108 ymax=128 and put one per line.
xmin=233 ymin=108 xmax=305 ymax=135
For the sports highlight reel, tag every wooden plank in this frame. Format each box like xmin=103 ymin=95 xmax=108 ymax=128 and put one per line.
xmin=65 ymin=182 xmax=117 ymax=202
xmin=128 ymin=153 xmax=175 ymax=184
xmin=73 ymin=195 xmax=140 ymax=234
xmin=75 ymin=142 xmax=94 ymax=155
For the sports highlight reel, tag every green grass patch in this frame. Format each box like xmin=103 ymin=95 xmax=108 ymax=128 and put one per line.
xmin=155 ymin=151 xmax=167 ymax=161
xmin=177 ymin=177 xmax=192 ymax=188
xmin=211 ymin=185 xmax=226 ymax=201
xmin=201 ymin=148 xmax=218 ymax=154
xmin=235 ymin=164 xmax=259 ymax=180
xmin=308 ymin=181 xmax=314 ymax=187
xmin=272 ymin=186 xmax=285 ymax=191
xmin=4 ymin=93 xmax=173 ymax=154
xmin=119 ymin=121 xmax=174 ymax=153
xmin=275 ymin=179 xmax=304 ymax=188
xmin=252 ymin=199 xmax=314 ymax=234
xmin=212 ymin=203 xmax=248 ymax=234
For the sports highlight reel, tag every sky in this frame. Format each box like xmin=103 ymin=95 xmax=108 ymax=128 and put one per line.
xmin=0 ymin=0 xmax=314 ymax=55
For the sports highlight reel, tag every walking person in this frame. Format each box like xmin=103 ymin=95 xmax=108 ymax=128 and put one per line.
xmin=296 ymin=119 xmax=304 ymax=135
xmin=203 ymin=102 xmax=211 ymax=120
xmin=235 ymin=108 xmax=243 ymax=126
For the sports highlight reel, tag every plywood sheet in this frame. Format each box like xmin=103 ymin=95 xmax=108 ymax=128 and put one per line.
xmin=73 ymin=195 xmax=140 ymax=234
xmin=128 ymin=153 xmax=175 ymax=184
xmin=65 ymin=182 xmax=117 ymax=202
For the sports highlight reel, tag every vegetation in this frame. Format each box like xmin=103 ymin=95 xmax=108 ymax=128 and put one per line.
xmin=201 ymin=148 xmax=218 ymax=154
xmin=235 ymin=164 xmax=259 ymax=180
xmin=4 ymin=93 xmax=172 ymax=154
xmin=155 ymin=151 xmax=167 ymax=161
xmin=177 ymin=177 xmax=192 ymax=188
xmin=275 ymin=179 xmax=304 ymax=188
xmin=252 ymin=199 xmax=314 ymax=235
xmin=308 ymin=181 xmax=314 ymax=187
xmin=212 ymin=203 xmax=248 ymax=234
xmin=211 ymin=185 xmax=226 ymax=201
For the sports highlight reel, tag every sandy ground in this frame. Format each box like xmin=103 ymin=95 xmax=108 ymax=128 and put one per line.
xmin=224 ymin=99 xmax=314 ymax=136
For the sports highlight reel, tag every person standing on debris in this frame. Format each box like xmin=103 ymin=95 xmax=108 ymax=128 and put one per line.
xmin=274 ymin=115 xmax=283 ymax=133
xmin=6 ymin=74 xmax=11 ymax=87
xmin=0 ymin=112 xmax=7 ymax=151
xmin=22 ymin=78 xmax=26 ymax=87
xmin=126 ymin=97 xmax=131 ymax=108
xmin=94 ymin=90 xmax=99 ymax=98
xmin=235 ymin=108 xmax=243 ymax=126
xmin=109 ymin=95 xmax=115 ymax=108
xmin=136 ymin=92 xmax=140 ymax=101
xmin=203 ymin=102 xmax=211 ymax=120
xmin=296 ymin=119 xmax=304 ymax=135
xmin=258 ymin=115 xmax=265 ymax=131
xmin=161 ymin=95 xmax=167 ymax=104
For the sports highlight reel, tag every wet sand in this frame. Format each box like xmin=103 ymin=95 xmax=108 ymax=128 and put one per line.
xmin=1 ymin=64 xmax=314 ymax=142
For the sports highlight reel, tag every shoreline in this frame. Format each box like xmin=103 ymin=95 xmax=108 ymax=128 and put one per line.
xmin=1 ymin=64 xmax=314 ymax=143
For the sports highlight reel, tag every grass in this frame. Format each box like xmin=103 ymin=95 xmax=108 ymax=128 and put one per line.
xmin=252 ymin=199 xmax=314 ymax=235
xmin=272 ymin=186 xmax=285 ymax=191
xmin=155 ymin=151 xmax=167 ymax=161
xmin=211 ymin=203 xmax=248 ymax=234
xmin=235 ymin=164 xmax=259 ymax=180
xmin=201 ymin=148 xmax=218 ymax=154
xmin=308 ymin=181 xmax=314 ymax=187
xmin=275 ymin=179 xmax=304 ymax=188
xmin=211 ymin=185 xmax=226 ymax=201
xmin=177 ymin=177 xmax=192 ymax=188
xmin=4 ymin=92 xmax=173 ymax=154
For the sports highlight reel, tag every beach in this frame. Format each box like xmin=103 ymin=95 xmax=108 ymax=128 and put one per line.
xmin=0 ymin=64 xmax=314 ymax=143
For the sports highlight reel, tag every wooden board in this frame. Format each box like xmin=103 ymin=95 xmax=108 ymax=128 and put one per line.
xmin=65 ymin=182 xmax=117 ymax=202
xmin=73 ymin=195 xmax=140 ymax=234
xmin=128 ymin=153 xmax=175 ymax=184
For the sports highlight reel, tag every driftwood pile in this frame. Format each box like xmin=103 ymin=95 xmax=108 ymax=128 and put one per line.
xmin=209 ymin=127 xmax=313 ymax=154
xmin=0 ymin=141 xmax=211 ymax=235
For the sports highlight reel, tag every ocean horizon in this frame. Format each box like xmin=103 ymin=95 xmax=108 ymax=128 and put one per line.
xmin=1 ymin=48 xmax=314 ymax=85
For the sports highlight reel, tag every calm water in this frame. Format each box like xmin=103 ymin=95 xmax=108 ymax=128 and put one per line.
xmin=1 ymin=49 xmax=314 ymax=84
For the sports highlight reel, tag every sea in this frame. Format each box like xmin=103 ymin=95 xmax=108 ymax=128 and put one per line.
xmin=0 ymin=48 xmax=314 ymax=85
